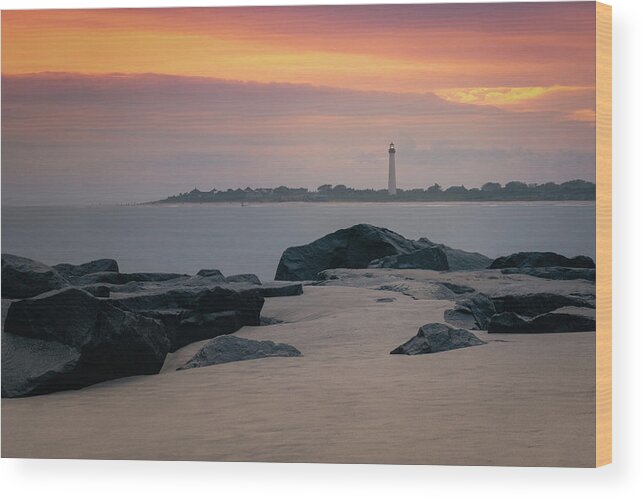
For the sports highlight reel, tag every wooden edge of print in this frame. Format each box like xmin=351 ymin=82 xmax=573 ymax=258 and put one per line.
xmin=595 ymin=1 xmax=612 ymax=468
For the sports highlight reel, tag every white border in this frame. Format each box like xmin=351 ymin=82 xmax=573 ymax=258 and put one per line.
xmin=1 ymin=0 xmax=642 ymax=497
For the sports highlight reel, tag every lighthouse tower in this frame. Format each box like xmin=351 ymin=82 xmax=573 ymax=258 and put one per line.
xmin=388 ymin=142 xmax=397 ymax=195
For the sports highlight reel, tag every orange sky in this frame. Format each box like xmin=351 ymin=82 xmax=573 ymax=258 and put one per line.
xmin=2 ymin=4 xmax=595 ymax=105
xmin=1 ymin=4 xmax=597 ymax=205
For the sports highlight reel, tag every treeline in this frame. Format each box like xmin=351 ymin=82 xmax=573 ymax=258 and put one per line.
xmin=155 ymin=179 xmax=595 ymax=204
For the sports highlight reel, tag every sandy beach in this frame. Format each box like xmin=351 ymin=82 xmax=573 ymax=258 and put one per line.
xmin=1 ymin=270 xmax=595 ymax=466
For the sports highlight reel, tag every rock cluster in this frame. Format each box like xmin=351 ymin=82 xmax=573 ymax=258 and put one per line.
xmin=1 ymin=255 xmax=303 ymax=398
xmin=275 ymin=224 xmax=491 ymax=280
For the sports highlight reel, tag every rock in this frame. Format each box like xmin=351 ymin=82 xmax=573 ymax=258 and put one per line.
xmin=440 ymin=282 xmax=475 ymax=294
xmin=1 ymin=254 xmax=68 ymax=299
xmin=53 ymin=258 xmax=119 ymax=279
xmin=178 ymin=335 xmax=301 ymax=370
xmin=226 ymin=274 xmax=262 ymax=285
xmin=275 ymin=224 xmax=425 ymax=281
xmin=73 ymin=272 xmax=188 ymax=286
xmin=390 ymin=323 xmax=485 ymax=355
xmin=368 ymin=246 xmax=449 ymax=270
xmin=196 ymin=269 xmax=225 ymax=279
xmin=2 ymin=332 xmax=82 ymax=398
xmin=489 ymin=252 xmax=595 ymax=269
xmin=418 ymin=238 xmax=492 ymax=270
xmin=2 ymin=288 xmax=170 ymax=397
xmin=110 ymin=286 xmax=264 ymax=351
xmin=487 ymin=308 xmax=596 ymax=333
xmin=82 ymin=285 xmax=111 ymax=298
xmin=492 ymin=292 xmax=594 ymax=317
xmin=260 ymin=316 xmax=284 ymax=326
xmin=500 ymin=267 xmax=596 ymax=282
xmin=275 ymin=224 xmax=493 ymax=280
xmin=172 ymin=310 xmax=243 ymax=351
xmin=258 ymin=282 xmax=304 ymax=298
xmin=444 ymin=293 xmax=496 ymax=330
xmin=376 ymin=297 xmax=396 ymax=302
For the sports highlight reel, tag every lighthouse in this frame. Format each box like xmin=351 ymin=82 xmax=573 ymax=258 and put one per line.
xmin=388 ymin=142 xmax=397 ymax=195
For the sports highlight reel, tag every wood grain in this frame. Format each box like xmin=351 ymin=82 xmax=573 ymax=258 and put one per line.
xmin=595 ymin=1 xmax=612 ymax=467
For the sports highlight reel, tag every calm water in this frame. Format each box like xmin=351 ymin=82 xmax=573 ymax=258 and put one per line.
xmin=1 ymin=202 xmax=595 ymax=282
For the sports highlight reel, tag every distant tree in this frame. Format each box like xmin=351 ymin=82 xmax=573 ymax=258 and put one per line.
xmin=445 ymin=185 xmax=468 ymax=194
xmin=481 ymin=182 xmax=502 ymax=192
xmin=503 ymin=181 xmax=529 ymax=192
xmin=333 ymin=184 xmax=348 ymax=193
xmin=317 ymin=184 xmax=333 ymax=194
xmin=426 ymin=183 xmax=442 ymax=193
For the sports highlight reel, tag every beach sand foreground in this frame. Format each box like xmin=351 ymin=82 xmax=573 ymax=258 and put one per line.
xmin=1 ymin=279 xmax=595 ymax=466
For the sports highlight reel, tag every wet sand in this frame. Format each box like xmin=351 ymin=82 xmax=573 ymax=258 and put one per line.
xmin=1 ymin=282 xmax=595 ymax=466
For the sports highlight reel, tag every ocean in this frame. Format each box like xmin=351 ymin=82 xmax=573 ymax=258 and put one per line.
xmin=1 ymin=202 xmax=596 ymax=282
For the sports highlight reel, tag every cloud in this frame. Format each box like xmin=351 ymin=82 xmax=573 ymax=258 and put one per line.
xmin=2 ymin=73 xmax=595 ymax=205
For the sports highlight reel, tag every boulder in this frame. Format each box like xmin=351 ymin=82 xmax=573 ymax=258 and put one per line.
xmin=258 ymin=282 xmax=304 ymax=298
xmin=489 ymin=252 xmax=595 ymax=269
xmin=178 ymin=335 xmax=301 ymax=370
xmin=500 ymin=267 xmax=596 ymax=282
xmin=110 ymin=286 xmax=264 ymax=351
xmin=196 ymin=269 xmax=225 ymax=279
xmin=368 ymin=246 xmax=449 ymax=270
xmin=492 ymin=293 xmax=594 ymax=317
xmin=487 ymin=308 xmax=596 ymax=333
xmin=275 ymin=224 xmax=425 ymax=281
xmin=444 ymin=293 xmax=496 ymax=330
xmin=1 ymin=254 xmax=67 ymax=299
xmin=390 ymin=323 xmax=485 ymax=355
xmin=2 ymin=288 xmax=170 ymax=397
xmin=73 ymin=271 xmax=187 ymax=286
xmin=53 ymin=258 xmax=119 ymax=279
xmin=226 ymin=274 xmax=262 ymax=285
xmin=418 ymin=238 xmax=492 ymax=270
xmin=82 ymin=285 xmax=111 ymax=298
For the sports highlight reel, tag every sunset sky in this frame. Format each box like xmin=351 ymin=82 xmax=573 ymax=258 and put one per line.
xmin=2 ymin=3 xmax=597 ymax=205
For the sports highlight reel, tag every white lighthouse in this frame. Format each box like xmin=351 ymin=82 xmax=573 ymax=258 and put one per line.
xmin=388 ymin=142 xmax=397 ymax=195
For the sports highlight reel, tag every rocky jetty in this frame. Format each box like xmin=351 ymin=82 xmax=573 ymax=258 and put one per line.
xmin=1 ymin=255 xmax=304 ymax=397
xmin=391 ymin=323 xmax=485 ymax=355
xmin=2 ymin=254 xmax=68 ymax=299
xmin=489 ymin=251 xmax=595 ymax=269
xmin=53 ymin=258 xmax=119 ymax=279
xmin=275 ymin=224 xmax=491 ymax=280
xmin=487 ymin=307 xmax=595 ymax=334
xmin=178 ymin=335 xmax=301 ymax=370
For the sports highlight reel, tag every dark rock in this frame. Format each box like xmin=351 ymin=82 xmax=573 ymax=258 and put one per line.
xmin=275 ymin=224 xmax=425 ymax=281
xmin=73 ymin=272 xmax=188 ymax=286
xmin=487 ymin=309 xmax=596 ymax=333
xmin=390 ymin=323 xmax=485 ymax=355
xmin=110 ymin=286 xmax=264 ymax=351
xmin=489 ymin=252 xmax=595 ymax=269
xmin=376 ymin=297 xmax=396 ymax=303
xmin=196 ymin=269 xmax=225 ymax=279
xmin=440 ymin=282 xmax=476 ymax=294
xmin=82 ymin=285 xmax=111 ymax=298
xmin=444 ymin=293 xmax=496 ymax=330
xmin=258 ymin=282 xmax=304 ymax=298
xmin=178 ymin=335 xmax=301 ymax=370
xmin=226 ymin=274 xmax=262 ymax=285
xmin=368 ymin=246 xmax=449 ymax=270
xmin=1 ymin=254 xmax=67 ymax=299
xmin=2 ymin=288 xmax=169 ymax=397
xmin=53 ymin=258 xmax=119 ymax=279
xmin=500 ymin=267 xmax=596 ymax=282
xmin=492 ymin=293 xmax=594 ymax=317
xmin=2 ymin=332 xmax=81 ymax=398
xmin=418 ymin=238 xmax=492 ymax=270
